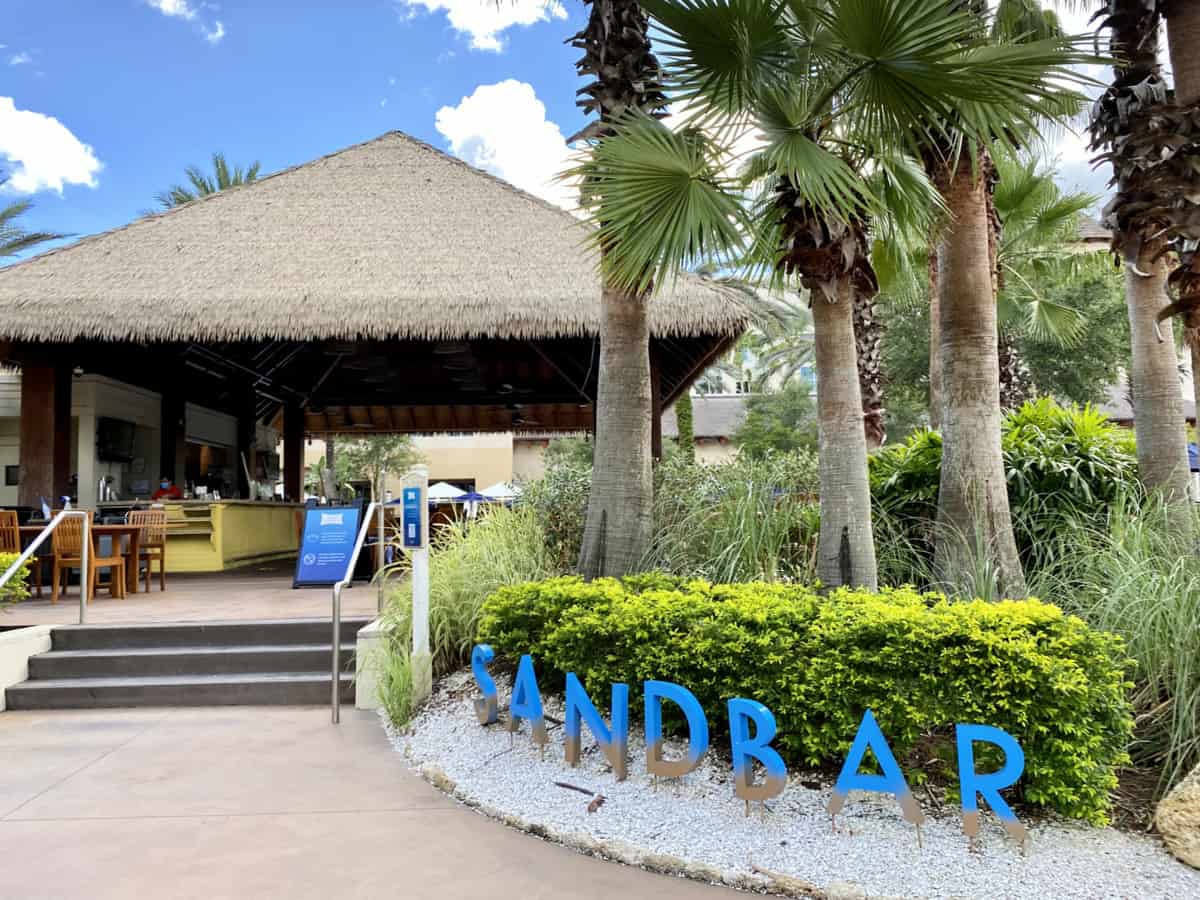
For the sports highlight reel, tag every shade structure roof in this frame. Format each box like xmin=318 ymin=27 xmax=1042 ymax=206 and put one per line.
xmin=0 ymin=131 xmax=745 ymax=345
xmin=427 ymin=481 xmax=466 ymax=501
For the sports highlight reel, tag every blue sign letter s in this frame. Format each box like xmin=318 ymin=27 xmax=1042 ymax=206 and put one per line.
xmin=471 ymin=644 xmax=498 ymax=725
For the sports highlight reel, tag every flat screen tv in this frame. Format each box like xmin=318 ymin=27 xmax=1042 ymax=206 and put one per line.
xmin=97 ymin=417 xmax=136 ymax=462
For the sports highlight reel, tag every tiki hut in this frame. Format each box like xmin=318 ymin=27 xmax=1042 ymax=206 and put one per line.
xmin=0 ymin=131 xmax=745 ymax=506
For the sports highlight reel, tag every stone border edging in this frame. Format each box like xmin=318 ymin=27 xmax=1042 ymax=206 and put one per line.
xmin=414 ymin=760 xmax=877 ymax=900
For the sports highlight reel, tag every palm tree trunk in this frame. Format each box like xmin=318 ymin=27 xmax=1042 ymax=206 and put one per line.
xmin=571 ymin=0 xmax=666 ymax=578
xmin=998 ymin=332 xmax=1032 ymax=411
xmin=1125 ymin=243 xmax=1190 ymax=498
xmin=1167 ymin=4 xmax=1200 ymax=474
xmin=853 ymin=291 xmax=886 ymax=448
xmin=813 ymin=283 xmax=878 ymax=590
xmin=933 ymin=153 xmax=1025 ymax=598
xmin=1186 ymin=310 xmax=1200 ymax=451
xmin=1167 ymin=5 xmax=1200 ymax=109
xmin=578 ymin=287 xmax=654 ymax=577
xmin=928 ymin=240 xmax=942 ymax=429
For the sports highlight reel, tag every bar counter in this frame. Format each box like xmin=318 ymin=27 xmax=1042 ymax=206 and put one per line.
xmin=98 ymin=500 xmax=304 ymax=574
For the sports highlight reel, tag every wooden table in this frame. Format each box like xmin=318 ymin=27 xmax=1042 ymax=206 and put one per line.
xmin=20 ymin=523 xmax=143 ymax=595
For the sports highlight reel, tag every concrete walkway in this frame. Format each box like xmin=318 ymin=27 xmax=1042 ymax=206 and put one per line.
xmin=0 ymin=706 xmax=735 ymax=899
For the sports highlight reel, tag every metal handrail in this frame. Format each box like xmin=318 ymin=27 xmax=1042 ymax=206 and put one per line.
xmin=0 ymin=510 xmax=91 ymax=624
xmin=331 ymin=501 xmax=379 ymax=724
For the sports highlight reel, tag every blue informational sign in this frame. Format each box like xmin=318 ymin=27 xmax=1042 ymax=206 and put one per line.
xmin=402 ymin=486 xmax=422 ymax=548
xmin=293 ymin=504 xmax=362 ymax=587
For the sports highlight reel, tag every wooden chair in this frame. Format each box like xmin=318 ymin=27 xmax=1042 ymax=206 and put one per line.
xmin=51 ymin=511 xmax=125 ymax=603
xmin=0 ymin=510 xmax=42 ymax=597
xmin=128 ymin=509 xmax=168 ymax=592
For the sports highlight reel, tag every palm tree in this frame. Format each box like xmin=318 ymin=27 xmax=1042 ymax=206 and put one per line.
xmin=918 ymin=2 xmax=1091 ymax=597
xmin=155 ymin=152 xmax=261 ymax=209
xmin=1088 ymin=1 xmax=1193 ymax=499
xmin=0 ymin=182 xmax=64 ymax=258
xmin=991 ymin=150 xmax=1100 ymax=407
xmin=1161 ymin=4 xmax=1200 ymax=460
xmin=569 ymin=0 xmax=672 ymax=578
xmin=585 ymin=0 xmax=1084 ymax=590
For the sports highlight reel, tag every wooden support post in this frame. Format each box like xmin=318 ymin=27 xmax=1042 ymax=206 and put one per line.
xmin=283 ymin=403 xmax=304 ymax=502
xmin=236 ymin=387 xmax=258 ymax=499
xmin=160 ymin=392 xmax=185 ymax=486
xmin=18 ymin=360 xmax=72 ymax=509
xmin=650 ymin=348 xmax=663 ymax=463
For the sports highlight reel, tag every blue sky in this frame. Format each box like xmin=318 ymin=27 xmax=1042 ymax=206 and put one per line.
xmin=2 ymin=1 xmax=1109 ymax=261
xmin=1 ymin=0 xmax=591 ymax=255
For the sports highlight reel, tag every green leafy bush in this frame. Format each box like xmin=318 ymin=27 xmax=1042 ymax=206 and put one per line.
xmin=871 ymin=399 xmax=1141 ymax=584
xmin=478 ymin=576 xmax=1134 ymax=824
xmin=518 ymin=459 xmax=591 ymax=572
xmin=0 ymin=553 xmax=30 ymax=604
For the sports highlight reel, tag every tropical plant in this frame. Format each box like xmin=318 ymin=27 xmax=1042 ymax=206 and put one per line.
xmin=333 ymin=435 xmax=423 ymax=501
xmin=673 ymin=391 xmax=696 ymax=462
xmin=0 ymin=179 xmax=65 ymax=258
xmin=870 ymin=398 xmax=1141 ymax=588
xmin=645 ymin=449 xmax=820 ymax=580
xmin=579 ymin=0 xmax=1090 ymax=591
xmin=916 ymin=1 xmax=1093 ymax=599
xmin=376 ymin=504 xmax=560 ymax=725
xmin=1088 ymin=0 xmax=1194 ymax=500
xmin=1030 ymin=494 xmax=1200 ymax=795
xmin=732 ymin=383 xmax=818 ymax=457
xmin=155 ymin=152 xmax=262 ymax=209
xmin=568 ymin=0 xmax=673 ymax=579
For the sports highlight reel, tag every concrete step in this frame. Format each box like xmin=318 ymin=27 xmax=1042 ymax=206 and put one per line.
xmin=51 ymin=618 xmax=371 ymax=651
xmin=28 ymin=644 xmax=356 ymax=679
xmin=6 ymin=671 xmax=355 ymax=710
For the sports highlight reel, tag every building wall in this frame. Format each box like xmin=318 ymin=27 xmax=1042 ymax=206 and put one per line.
xmin=303 ymin=433 xmax=517 ymax=496
xmin=695 ymin=438 xmax=737 ymax=465
xmin=512 ymin=439 xmax=551 ymax=482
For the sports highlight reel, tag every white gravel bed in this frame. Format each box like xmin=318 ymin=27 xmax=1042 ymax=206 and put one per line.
xmin=387 ymin=670 xmax=1200 ymax=900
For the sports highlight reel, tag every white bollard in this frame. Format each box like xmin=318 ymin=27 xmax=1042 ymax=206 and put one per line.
xmin=401 ymin=465 xmax=432 ymax=703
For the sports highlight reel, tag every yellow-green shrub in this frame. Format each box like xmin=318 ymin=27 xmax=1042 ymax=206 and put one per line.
xmin=0 ymin=553 xmax=30 ymax=604
xmin=477 ymin=577 xmax=1134 ymax=824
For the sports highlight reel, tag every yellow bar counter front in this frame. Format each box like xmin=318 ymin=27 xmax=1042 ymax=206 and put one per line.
xmin=157 ymin=501 xmax=304 ymax=573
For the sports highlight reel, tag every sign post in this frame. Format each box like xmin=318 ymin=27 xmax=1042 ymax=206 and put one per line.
xmin=401 ymin=465 xmax=432 ymax=703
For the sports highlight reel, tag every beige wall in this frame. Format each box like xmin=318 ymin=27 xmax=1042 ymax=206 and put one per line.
xmin=695 ymin=439 xmax=737 ymax=466
xmin=304 ymin=434 xmax=516 ymax=495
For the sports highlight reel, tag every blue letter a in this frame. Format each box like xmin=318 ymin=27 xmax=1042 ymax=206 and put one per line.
xmin=829 ymin=709 xmax=924 ymax=824
xmin=507 ymin=654 xmax=547 ymax=746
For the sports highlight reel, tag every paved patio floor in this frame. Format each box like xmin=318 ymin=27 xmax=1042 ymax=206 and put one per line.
xmin=0 ymin=706 xmax=735 ymax=900
xmin=1 ymin=560 xmax=381 ymax=626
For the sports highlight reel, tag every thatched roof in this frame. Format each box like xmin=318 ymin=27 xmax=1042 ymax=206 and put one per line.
xmin=0 ymin=132 xmax=746 ymax=344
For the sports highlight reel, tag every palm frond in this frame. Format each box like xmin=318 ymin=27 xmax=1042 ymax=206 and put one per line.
xmin=569 ymin=113 xmax=748 ymax=295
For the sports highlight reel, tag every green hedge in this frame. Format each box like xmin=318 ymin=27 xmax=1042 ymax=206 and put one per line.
xmin=477 ymin=576 xmax=1134 ymax=824
xmin=0 ymin=553 xmax=30 ymax=604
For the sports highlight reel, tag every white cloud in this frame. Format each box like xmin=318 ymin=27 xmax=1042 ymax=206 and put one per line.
xmin=145 ymin=0 xmax=226 ymax=44
xmin=8 ymin=52 xmax=32 ymax=67
xmin=147 ymin=0 xmax=198 ymax=20
xmin=394 ymin=0 xmax=565 ymax=52
xmin=0 ymin=97 xmax=102 ymax=194
xmin=436 ymin=80 xmax=575 ymax=209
